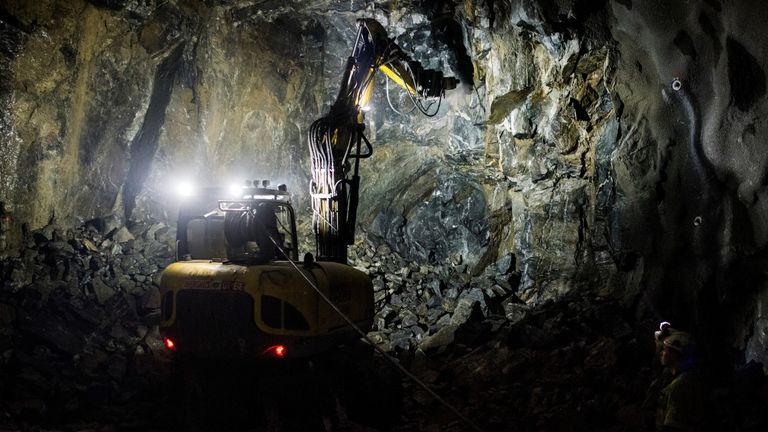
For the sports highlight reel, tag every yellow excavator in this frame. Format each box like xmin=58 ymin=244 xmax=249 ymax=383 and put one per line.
xmin=158 ymin=18 xmax=457 ymax=432
xmin=158 ymin=18 xmax=457 ymax=361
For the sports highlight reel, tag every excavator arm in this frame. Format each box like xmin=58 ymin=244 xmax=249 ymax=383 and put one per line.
xmin=309 ymin=18 xmax=457 ymax=263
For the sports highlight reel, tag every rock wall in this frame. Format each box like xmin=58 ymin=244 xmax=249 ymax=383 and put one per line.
xmin=607 ymin=0 xmax=768 ymax=367
xmin=1 ymin=0 xmax=157 ymax=229
xmin=0 ymin=0 xmax=330 ymax=229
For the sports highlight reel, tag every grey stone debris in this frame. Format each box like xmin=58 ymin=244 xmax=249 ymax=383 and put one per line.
xmin=0 ymin=217 xmax=175 ymax=422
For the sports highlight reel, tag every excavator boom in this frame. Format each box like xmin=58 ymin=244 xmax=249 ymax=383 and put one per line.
xmin=309 ymin=18 xmax=457 ymax=263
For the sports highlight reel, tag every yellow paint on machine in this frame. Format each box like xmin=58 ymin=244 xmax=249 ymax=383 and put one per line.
xmin=159 ymin=260 xmax=373 ymax=337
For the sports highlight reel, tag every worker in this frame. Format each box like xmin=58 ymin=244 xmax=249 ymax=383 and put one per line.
xmin=653 ymin=322 xmax=704 ymax=431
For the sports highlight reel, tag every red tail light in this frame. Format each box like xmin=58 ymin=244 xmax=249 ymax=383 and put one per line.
xmin=163 ymin=337 xmax=176 ymax=350
xmin=264 ymin=344 xmax=286 ymax=358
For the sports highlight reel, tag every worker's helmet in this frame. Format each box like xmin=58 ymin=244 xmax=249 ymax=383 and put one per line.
xmin=654 ymin=321 xmax=696 ymax=365
xmin=661 ymin=331 xmax=694 ymax=354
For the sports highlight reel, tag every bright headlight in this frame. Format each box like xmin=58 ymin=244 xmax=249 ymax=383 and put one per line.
xmin=176 ymin=181 xmax=196 ymax=197
xmin=228 ymin=183 xmax=242 ymax=197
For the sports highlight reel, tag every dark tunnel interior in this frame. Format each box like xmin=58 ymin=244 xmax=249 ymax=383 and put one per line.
xmin=1 ymin=0 xmax=768 ymax=431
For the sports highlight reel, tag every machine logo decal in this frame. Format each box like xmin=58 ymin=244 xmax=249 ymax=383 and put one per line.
xmin=183 ymin=278 xmax=245 ymax=290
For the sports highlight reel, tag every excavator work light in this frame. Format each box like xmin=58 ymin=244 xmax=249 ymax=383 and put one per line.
xmin=176 ymin=182 xmax=195 ymax=198
xmin=228 ymin=183 xmax=242 ymax=197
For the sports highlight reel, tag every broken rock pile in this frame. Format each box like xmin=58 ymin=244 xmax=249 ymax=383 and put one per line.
xmin=0 ymin=218 xmax=175 ymax=427
xmin=349 ymin=231 xmax=524 ymax=353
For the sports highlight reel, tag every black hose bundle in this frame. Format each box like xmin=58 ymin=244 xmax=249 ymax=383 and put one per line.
xmin=224 ymin=210 xmax=272 ymax=257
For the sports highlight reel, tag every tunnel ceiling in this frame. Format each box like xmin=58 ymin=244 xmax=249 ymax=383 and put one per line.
xmin=2 ymin=0 xmax=768 ymax=426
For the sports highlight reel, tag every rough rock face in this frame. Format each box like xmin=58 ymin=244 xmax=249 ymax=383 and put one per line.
xmin=2 ymin=0 xmax=768 ymax=429
xmin=607 ymin=0 xmax=768 ymax=367
xmin=0 ymin=0 xmax=329 ymax=229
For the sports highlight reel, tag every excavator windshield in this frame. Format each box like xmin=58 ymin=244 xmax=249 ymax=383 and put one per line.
xmin=185 ymin=215 xmax=228 ymax=259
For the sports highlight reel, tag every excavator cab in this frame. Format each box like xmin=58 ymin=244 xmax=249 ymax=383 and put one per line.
xmin=175 ymin=185 xmax=299 ymax=263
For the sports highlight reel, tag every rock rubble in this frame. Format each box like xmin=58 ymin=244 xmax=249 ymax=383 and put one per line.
xmin=348 ymin=230 xmax=522 ymax=354
xmin=0 ymin=228 xmax=766 ymax=431
xmin=0 ymin=217 xmax=175 ymax=428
